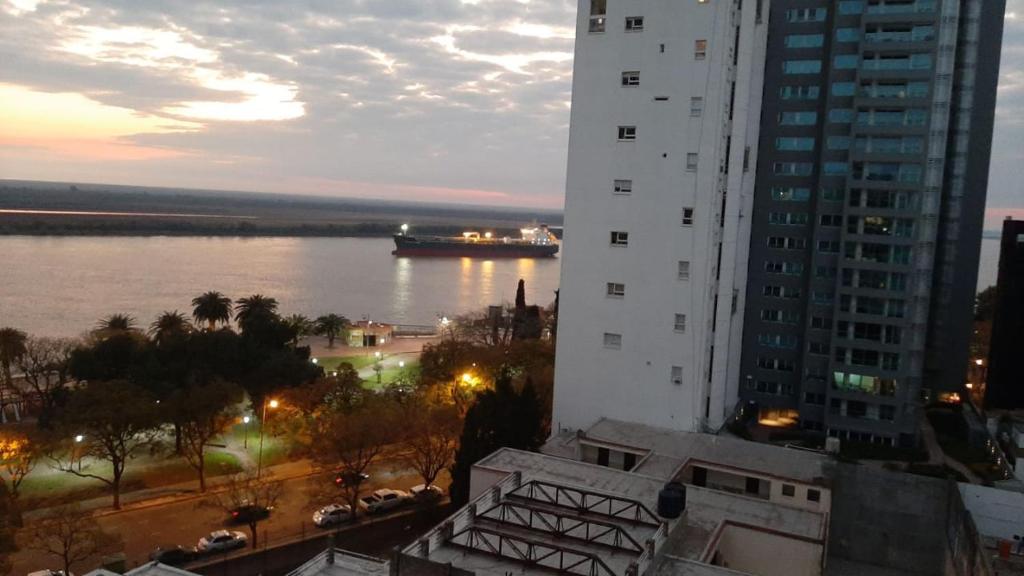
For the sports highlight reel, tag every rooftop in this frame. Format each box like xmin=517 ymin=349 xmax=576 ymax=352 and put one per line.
xmin=289 ymin=548 xmax=391 ymax=576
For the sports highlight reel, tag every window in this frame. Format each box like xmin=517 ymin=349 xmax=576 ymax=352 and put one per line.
xmin=785 ymin=34 xmax=824 ymax=48
xmin=787 ymin=7 xmax=827 ymax=22
xmin=621 ymin=71 xmax=640 ymax=86
xmin=617 ymin=126 xmax=636 ymax=141
xmin=783 ymin=60 xmax=822 ymax=74
xmin=782 ymin=484 xmax=796 ymax=497
xmin=780 ymin=85 xmax=820 ymax=100
xmin=771 ymin=187 xmax=811 ymax=202
xmin=839 ymin=1 xmax=864 ymax=14
xmin=690 ymin=97 xmax=704 ymax=117
xmin=678 ymin=261 xmax=690 ymax=280
xmin=809 ymin=341 xmax=829 ymax=355
xmin=768 ymin=236 xmax=807 ymax=250
xmin=603 ymin=332 xmax=622 ymax=349
xmin=832 ymin=82 xmax=856 ymax=97
xmin=671 ymin=366 xmax=683 ymax=385
xmin=610 ymin=231 xmax=629 ymax=246
xmin=776 ymin=137 xmax=815 ymax=151
xmin=820 ymin=214 xmax=842 ymax=227
xmin=821 ymin=188 xmax=844 ymax=202
xmin=827 ymin=136 xmax=851 ymax=150
xmin=817 ymin=240 xmax=840 ymax=253
xmin=810 ymin=316 xmax=833 ymax=329
xmin=773 ymin=162 xmax=814 ymax=176
xmin=686 ymin=153 xmax=699 ymax=171
xmin=779 ymin=111 xmax=817 ymax=125
xmin=606 ymin=282 xmax=625 ymax=297
xmin=823 ymin=162 xmax=848 ymax=176
xmin=674 ymin=314 xmax=687 ymax=333
xmin=836 ymin=28 xmax=860 ymax=42
xmin=828 ymin=108 xmax=854 ymax=123
xmin=695 ymin=40 xmax=707 ymax=60
xmin=833 ymin=54 xmax=859 ymax=69
xmin=681 ymin=207 xmax=695 ymax=226
xmin=807 ymin=489 xmax=821 ymax=502
xmin=625 ymin=16 xmax=644 ymax=32
xmin=613 ymin=179 xmax=633 ymax=195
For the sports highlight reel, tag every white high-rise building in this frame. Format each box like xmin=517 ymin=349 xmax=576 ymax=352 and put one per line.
xmin=552 ymin=0 xmax=769 ymax=433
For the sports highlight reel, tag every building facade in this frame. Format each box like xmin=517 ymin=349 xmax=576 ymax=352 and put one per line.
xmin=984 ymin=219 xmax=1024 ymax=409
xmin=552 ymin=0 xmax=769 ymax=433
xmin=738 ymin=0 xmax=1006 ymax=446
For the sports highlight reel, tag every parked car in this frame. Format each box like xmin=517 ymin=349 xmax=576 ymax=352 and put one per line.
xmin=28 ymin=571 xmax=70 ymax=576
xmin=358 ymin=489 xmax=412 ymax=514
xmin=149 ymin=545 xmax=198 ymax=566
xmin=410 ymin=484 xmax=444 ymax=502
xmin=334 ymin=472 xmax=370 ymax=487
xmin=197 ymin=530 xmax=248 ymax=553
xmin=229 ymin=504 xmax=271 ymax=524
xmin=312 ymin=504 xmax=353 ymax=527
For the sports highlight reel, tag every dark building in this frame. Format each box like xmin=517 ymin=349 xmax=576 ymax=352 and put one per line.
xmin=738 ymin=0 xmax=1006 ymax=446
xmin=984 ymin=219 xmax=1024 ymax=409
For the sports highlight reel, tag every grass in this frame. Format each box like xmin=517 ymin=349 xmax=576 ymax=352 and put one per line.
xmin=315 ymin=355 xmax=378 ymax=371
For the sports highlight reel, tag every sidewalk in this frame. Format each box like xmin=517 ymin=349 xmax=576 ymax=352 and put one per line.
xmin=23 ymin=457 xmax=319 ymax=521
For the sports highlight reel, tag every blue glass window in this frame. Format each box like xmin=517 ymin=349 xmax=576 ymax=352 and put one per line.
xmin=780 ymin=85 xmax=820 ymax=100
xmin=824 ymin=162 xmax=849 ymax=175
xmin=773 ymin=162 xmax=814 ymax=176
xmin=780 ymin=111 xmax=818 ymax=125
xmin=785 ymin=34 xmax=824 ymax=48
xmin=787 ymin=8 xmax=828 ymax=22
xmin=832 ymin=82 xmax=856 ymax=96
xmin=836 ymin=28 xmax=860 ymax=43
xmin=838 ymin=1 xmax=864 ymax=14
xmin=776 ymin=137 xmax=816 ymax=151
xmin=784 ymin=60 xmax=822 ymax=74
xmin=828 ymin=108 xmax=854 ymax=123
xmin=770 ymin=187 xmax=811 ymax=202
xmin=834 ymin=55 xmax=859 ymax=69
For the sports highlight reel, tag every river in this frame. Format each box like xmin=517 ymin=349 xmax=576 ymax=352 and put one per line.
xmin=0 ymin=236 xmax=562 ymax=338
xmin=0 ymin=235 xmax=1002 ymax=338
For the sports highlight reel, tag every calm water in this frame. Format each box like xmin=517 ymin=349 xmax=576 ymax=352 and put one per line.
xmin=0 ymin=235 xmax=1000 ymax=338
xmin=0 ymin=236 xmax=562 ymax=338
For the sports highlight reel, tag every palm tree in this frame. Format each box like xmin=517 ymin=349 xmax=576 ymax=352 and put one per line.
xmin=0 ymin=327 xmax=28 ymax=423
xmin=234 ymin=295 xmax=280 ymax=331
xmin=283 ymin=314 xmax=313 ymax=347
xmin=149 ymin=311 xmax=193 ymax=346
xmin=96 ymin=313 xmax=137 ymax=333
xmin=192 ymin=291 xmax=233 ymax=331
xmin=314 ymin=314 xmax=349 ymax=348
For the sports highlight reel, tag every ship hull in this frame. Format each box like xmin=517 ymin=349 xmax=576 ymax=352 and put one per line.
xmin=392 ymin=235 xmax=558 ymax=258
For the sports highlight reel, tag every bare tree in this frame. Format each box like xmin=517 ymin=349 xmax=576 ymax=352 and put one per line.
xmin=312 ymin=395 xmax=399 ymax=519
xmin=402 ymin=399 xmax=460 ymax=490
xmin=170 ymin=380 xmax=242 ymax=492
xmin=0 ymin=431 xmax=41 ymax=500
xmin=22 ymin=504 xmax=122 ymax=576
xmin=15 ymin=337 xmax=77 ymax=419
xmin=50 ymin=380 xmax=160 ymax=509
xmin=210 ymin=470 xmax=283 ymax=548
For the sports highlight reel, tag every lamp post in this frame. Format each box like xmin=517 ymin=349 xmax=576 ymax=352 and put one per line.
xmin=74 ymin=434 xmax=84 ymax=471
xmin=256 ymin=399 xmax=279 ymax=479
xmin=242 ymin=416 xmax=251 ymax=450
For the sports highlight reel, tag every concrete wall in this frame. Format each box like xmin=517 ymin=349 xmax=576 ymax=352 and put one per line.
xmin=683 ymin=462 xmax=831 ymax=513
xmin=713 ymin=524 xmax=822 ymax=576
xmin=467 ymin=466 xmax=510 ymax=502
xmin=552 ymin=0 xmax=768 ymax=434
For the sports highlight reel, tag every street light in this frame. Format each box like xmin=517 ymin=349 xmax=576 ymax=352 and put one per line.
xmin=398 ymin=360 xmax=405 ymax=368
xmin=975 ymin=358 xmax=984 ymax=366
xmin=312 ymin=357 xmax=319 ymax=365
xmin=74 ymin=434 xmax=84 ymax=471
xmin=242 ymin=416 xmax=251 ymax=449
xmin=257 ymin=399 xmax=280 ymax=479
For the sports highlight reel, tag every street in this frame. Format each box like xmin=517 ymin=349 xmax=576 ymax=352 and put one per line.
xmin=12 ymin=456 xmax=444 ymax=575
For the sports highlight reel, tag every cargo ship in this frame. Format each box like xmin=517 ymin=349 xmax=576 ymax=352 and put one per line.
xmin=392 ymin=224 xmax=559 ymax=258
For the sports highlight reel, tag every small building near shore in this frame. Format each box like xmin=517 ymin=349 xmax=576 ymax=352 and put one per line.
xmin=346 ymin=320 xmax=393 ymax=348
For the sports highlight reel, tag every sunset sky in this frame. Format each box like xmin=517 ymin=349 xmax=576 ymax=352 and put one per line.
xmin=0 ymin=0 xmax=1021 ymax=221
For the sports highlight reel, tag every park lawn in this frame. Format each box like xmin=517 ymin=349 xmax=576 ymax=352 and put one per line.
xmin=363 ymin=364 xmax=421 ymax=391
xmin=316 ymin=355 xmax=379 ymax=371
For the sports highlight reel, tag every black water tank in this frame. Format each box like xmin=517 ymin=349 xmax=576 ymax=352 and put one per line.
xmin=657 ymin=481 xmax=686 ymax=518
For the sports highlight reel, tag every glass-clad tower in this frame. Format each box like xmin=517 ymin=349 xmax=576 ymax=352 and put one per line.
xmin=739 ymin=0 xmax=1005 ymax=446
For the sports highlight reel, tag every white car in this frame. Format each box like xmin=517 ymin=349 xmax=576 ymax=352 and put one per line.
xmin=312 ymin=504 xmax=352 ymax=527
xmin=358 ymin=489 xmax=412 ymax=514
xmin=197 ymin=530 xmax=248 ymax=553
xmin=410 ymin=484 xmax=444 ymax=502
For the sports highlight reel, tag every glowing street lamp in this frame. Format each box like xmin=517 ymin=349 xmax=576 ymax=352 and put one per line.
xmin=975 ymin=358 xmax=984 ymax=366
xmin=242 ymin=416 xmax=251 ymax=449
xmin=398 ymin=360 xmax=405 ymax=368
xmin=401 ymin=223 xmax=409 ymax=234
xmin=312 ymin=357 xmax=319 ymax=365
xmin=257 ymin=399 xmax=280 ymax=479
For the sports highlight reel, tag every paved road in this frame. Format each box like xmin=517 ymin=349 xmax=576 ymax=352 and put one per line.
xmin=12 ymin=458 xmax=443 ymax=575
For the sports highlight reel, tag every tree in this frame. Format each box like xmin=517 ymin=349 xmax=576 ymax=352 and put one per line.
xmin=235 ymin=295 xmax=280 ymax=333
xmin=0 ymin=328 xmax=27 ymax=424
xmin=314 ymin=314 xmax=348 ymax=348
xmin=0 ymin=431 xmax=41 ymax=500
xmin=192 ymin=291 xmax=233 ymax=331
xmin=283 ymin=314 xmax=313 ymax=347
xmin=311 ymin=395 xmax=398 ymax=519
xmin=16 ymin=336 xmax=76 ymax=424
xmin=402 ymin=399 xmax=460 ymax=489
xmin=975 ymin=285 xmax=997 ymax=322
xmin=51 ymin=380 xmax=161 ymax=509
xmin=211 ymin=471 xmax=283 ymax=548
xmin=170 ymin=380 xmax=242 ymax=492
xmin=0 ymin=482 xmax=16 ymax=576
xmin=449 ymin=373 xmax=544 ymax=505
xmin=94 ymin=314 xmax=137 ymax=335
xmin=149 ymin=311 xmax=192 ymax=347
xmin=22 ymin=504 xmax=121 ymax=576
